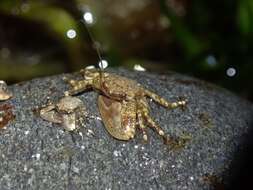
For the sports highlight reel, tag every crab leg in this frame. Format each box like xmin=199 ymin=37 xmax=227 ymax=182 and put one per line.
xmin=144 ymin=90 xmax=186 ymax=110
xmin=143 ymin=112 xmax=171 ymax=144
xmin=39 ymin=104 xmax=55 ymax=115
xmin=64 ymin=79 xmax=93 ymax=96
xmin=140 ymin=102 xmax=189 ymax=147
xmin=137 ymin=98 xmax=172 ymax=144
xmin=137 ymin=108 xmax=148 ymax=142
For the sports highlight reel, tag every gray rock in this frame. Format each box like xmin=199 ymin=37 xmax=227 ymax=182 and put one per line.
xmin=0 ymin=68 xmax=252 ymax=190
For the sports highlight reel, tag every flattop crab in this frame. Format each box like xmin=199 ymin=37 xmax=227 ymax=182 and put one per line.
xmin=64 ymin=68 xmax=187 ymax=145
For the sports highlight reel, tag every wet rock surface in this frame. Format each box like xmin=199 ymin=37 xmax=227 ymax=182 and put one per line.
xmin=0 ymin=68 xmax=252 ymax=190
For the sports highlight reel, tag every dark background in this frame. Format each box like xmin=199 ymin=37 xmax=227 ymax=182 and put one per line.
xmin=0 ymin=0 xmax=253 ymax=102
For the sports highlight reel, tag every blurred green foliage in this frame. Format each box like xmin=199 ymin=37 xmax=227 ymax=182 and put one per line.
xmin=0 ymin=0 xmax=252 ymax=101
xmin=238 ymin=0 xmax=253 ymax=35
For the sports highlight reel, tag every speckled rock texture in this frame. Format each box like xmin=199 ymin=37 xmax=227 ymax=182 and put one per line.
xmin=0 ymin=68 xmax=253 ymax=190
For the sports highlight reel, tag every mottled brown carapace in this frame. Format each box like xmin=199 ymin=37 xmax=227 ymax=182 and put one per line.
xmin=0 ymin=104 xmax=15 ymax=129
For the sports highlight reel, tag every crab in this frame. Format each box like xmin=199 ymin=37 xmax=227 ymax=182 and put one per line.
xmin=39 ymin=96 xmax=88 ymax=131
xmin=64 ymin=68 xmax=187 ymax=145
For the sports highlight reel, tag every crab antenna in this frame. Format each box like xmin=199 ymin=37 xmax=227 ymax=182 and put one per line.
xmin=80 ymin=20 xmax=104 ymax=87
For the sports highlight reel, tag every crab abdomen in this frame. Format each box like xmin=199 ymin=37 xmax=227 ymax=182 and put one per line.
xmin=98 ymin=95 xmax=137 ymax=140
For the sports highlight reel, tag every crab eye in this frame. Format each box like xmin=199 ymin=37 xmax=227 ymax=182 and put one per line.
xmin=85 ymin=71 xmax=92 ymax=79
xmin=82 ymin=68 xmax=98 ymax=80
xmin=85 ymin=65 xmax=95 ymax=70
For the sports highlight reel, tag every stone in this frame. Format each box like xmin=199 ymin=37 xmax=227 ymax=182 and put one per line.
xmin=0 ymin=68 xmax=252 ymax=190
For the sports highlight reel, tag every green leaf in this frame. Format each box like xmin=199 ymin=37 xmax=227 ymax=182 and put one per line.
xmin=237 ymin=0 xmax=253 ymax=35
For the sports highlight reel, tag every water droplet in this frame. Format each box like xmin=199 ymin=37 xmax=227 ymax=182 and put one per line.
xmin=66 ymin=29 xmax=77 ymax=39
xmin=226 ymin=67 xmax=236 ymax=77
xmin=83 ymin=11 xmax=94 ymax=25
xmin=98 ymin=60 xmax=108 ymax=69
xmin=206 ymin=55 xmax=217 ymax=66
xmin=134 ymin=64 xmax=146 ymax=71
